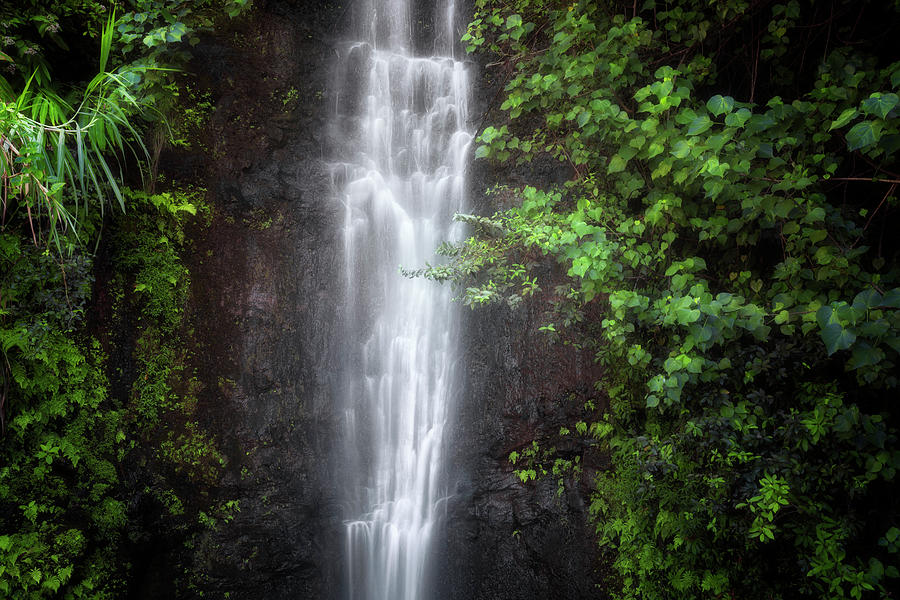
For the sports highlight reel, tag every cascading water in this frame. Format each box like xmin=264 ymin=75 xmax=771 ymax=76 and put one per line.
xmin=332 ymin=1 xmax=472 ymax=599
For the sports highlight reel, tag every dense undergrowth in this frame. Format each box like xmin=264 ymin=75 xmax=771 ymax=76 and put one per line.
xmin=429 ymin=0 xmax=900 ymax=598
xmin=1 ymin=1 xmax=247 ymax=596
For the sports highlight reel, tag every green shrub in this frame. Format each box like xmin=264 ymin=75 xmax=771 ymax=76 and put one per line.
xmin=433 ymin=1 xmax=900 ymax=597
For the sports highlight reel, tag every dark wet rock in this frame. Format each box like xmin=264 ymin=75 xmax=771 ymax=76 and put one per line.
xmin=125 ymin=1 xmax=350 ymax=599
xmin=434 ymin=297 xmax=607 ymax=600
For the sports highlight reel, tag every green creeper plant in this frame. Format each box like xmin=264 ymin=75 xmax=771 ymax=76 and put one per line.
xmin=425 ymin=1 xmax=900 ymax=597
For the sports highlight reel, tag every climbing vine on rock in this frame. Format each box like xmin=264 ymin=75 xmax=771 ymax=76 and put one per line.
xmin=429 ymin=0 xmax=900 ymax=597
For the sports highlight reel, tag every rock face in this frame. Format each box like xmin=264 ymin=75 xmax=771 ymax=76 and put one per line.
xmin=436 ymin=298 xmax=607 ymax=600
xmin=139 ymin=0 xmax=605 ymax=597
xmin=158 ymin=1 xmax=350 ymax=598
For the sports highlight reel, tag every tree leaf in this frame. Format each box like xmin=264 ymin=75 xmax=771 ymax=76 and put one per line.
xmin=607 ymin=154 xmax=627 ymax=173
xmin=724 ymin=108 xmax=751 ymax=127
xmin=885 ymin=336 xmax=900 ymax=354
xmin=852 ymin=289 xmax=883 ymax=310
xmin=845 ymin=121 xmax=882 ymax=151
xmin=829 ymin=108 xmax=859 ymax=130
xmin=675 ymin=307 xmax=701 ymax=324
xmin=848 ymin=342 xmax=883 ymax=370
xmin=577 ymin=109 xmax=591 ymax=128
xmin=861 ymin=93 xmax=899 ymax=119
xmin=820 ymin=322 xmax=856 ymax=355
xmin=687 ymin=116 xmax=713 ymax=136
xmin=816 ymin=305 xmax=835 ymax=328
xmin=671 ymin=139 xmax=691 ymax=158
xmin=706 ymin=95 xmax=734 ymax=116
xmin=881 ymin=287 xmax=900 ymax=308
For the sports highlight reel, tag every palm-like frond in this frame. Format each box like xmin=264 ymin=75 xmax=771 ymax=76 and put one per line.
xmin=0 ymin=10 xmax=154 ymax=253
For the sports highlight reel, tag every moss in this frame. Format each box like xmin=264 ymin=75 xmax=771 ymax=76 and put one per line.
xmin=167 ymin=83 xmax=216 ymax=152
xmin=106 ymin=186 xmax=238 ymax=593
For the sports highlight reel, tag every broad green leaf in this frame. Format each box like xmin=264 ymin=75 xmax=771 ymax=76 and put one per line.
xmin=607 ymin=154 xmax=627 ymax=173
xmin=820 ymin=322 xmax=856 ymax=355
xmin=687 ymin=115 xmax=713 ymax=136
xmin=480 ymin=126 xmax=498 ymax=143
xmin=706 ymin=95 xmax=734 ymax=116
xmin=724 ymin=108 xmax=752 ymax=127
xmin=849 ymin=342 xmax=883 ymax=370
xmin=671 ymin=139 xmax=691 ymax=158
xmin=881 ymin=288 xmax=900 ymax=308
xmin=816 ymin=305 xmax=835 ymax=328
xmin=675 ymin=307 xmax=701 ymax=324
xmin=861 ymin=93 xmax=899 ymax=119
xmin=829 ymin=107 xmax=858 ymax=130
xmin=505 ymin=14 xmax=522 ymax=29
xmin=803 ymin=207 xmax=826 ymax=223
xmin=572 ymin=220 xmax=593 ymax=237
xmin=853 ymin=289 xmax=883 ymax=310
xmin=746 ymin=113 xmax=776 ymax=133
xmin=570 ymin=256 xmax=591 ymax=277
xmin=885 ymin=337 xmax=900 ymax=355
xmin=166 ymin=22 xmax=187 ymax=43
xmin=845 ymin=121 xmax=882 ymax=151
xmin=577 ymin=109 xmax=591 ymax=128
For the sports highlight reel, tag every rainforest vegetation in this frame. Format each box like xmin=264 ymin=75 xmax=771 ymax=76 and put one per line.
xmin=1 ymin=1 xmax=247 ymax=596
xmin=424 ymin=0 xmax=900 ymax=598
xmin=3 ymin=0 xmax=900 ymax=598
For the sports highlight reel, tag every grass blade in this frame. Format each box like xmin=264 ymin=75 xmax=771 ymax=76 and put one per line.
xmin=99 ymin=10 xmax=116 ymax=74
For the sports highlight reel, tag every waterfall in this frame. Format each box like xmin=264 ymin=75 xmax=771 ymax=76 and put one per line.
xmin=332 ymin=1 xmax=472 ymax=599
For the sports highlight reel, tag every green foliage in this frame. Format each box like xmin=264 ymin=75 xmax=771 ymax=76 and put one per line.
xmin=445 ymin=0 xmax=900 ymax=598
xmin=0 ymin=13 xmax=153 ymax=252
xmin=0 ymin=2 xmax=108 ymax=88
xmin=166 ymin=84 xmax=214 ymax=149
xmin=0 ymin=0 xmax=254 ymax=252
xmin=113 ymin=187 xmax=196 ymax=329
xmin=114 ymin=0 xmax=253 ymax=101
xmin=1 ymin=2 xmax=245 ymax=594
xmin=406 ymin=209 xmax=541 ymax=309
xmin=107 ymin=186 xmax=229 ymax=589
xmin=116 ymin=0 xmax=252 ymax=54
xmin=0 ymin=229 xmax=126 ymax=598
xmin=1 ymin=183 xmax=223 ymax=597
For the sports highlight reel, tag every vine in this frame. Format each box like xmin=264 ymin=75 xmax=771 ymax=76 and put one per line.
xmin=431 ymin=1 xmax=900 ymax=597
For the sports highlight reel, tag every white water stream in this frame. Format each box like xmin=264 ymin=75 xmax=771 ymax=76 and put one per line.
xmin=333 ymin=1 xmax=472 ymax=599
